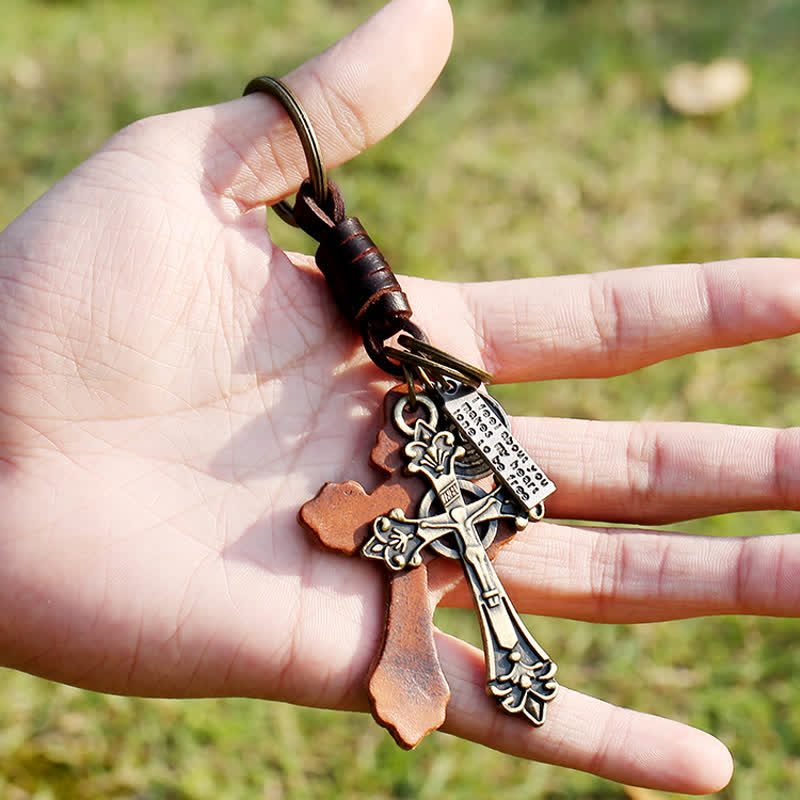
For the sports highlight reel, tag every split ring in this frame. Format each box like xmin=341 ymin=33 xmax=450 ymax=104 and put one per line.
xmin=243 ymin=76 xmax=329 ymax=227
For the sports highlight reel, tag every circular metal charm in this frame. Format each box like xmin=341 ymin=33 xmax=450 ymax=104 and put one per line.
xmin=416 ymin=479 xmax=499 ymax=560
xmin=452 ymin=434 xmax=493 ymax=480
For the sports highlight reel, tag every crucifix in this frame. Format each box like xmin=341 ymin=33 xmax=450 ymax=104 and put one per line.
xmin=363 ymin=383 xmax=558 ymax=723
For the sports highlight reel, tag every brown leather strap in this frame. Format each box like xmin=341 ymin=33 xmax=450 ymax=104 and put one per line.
xmin=292 ymin=178 xmax=345 ymax=238
xmin=293 ymin=179 xmax=417 ymax=374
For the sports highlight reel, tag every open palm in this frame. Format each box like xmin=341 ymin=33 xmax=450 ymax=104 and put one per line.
xmin=2 ymin=0 xmax=800 ymax=794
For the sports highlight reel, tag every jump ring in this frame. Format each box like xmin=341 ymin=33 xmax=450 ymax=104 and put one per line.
xmin=243 ymin=76 xmax=329 ymax=227
xmin=392 ymin=394 xmax=438 ymax=437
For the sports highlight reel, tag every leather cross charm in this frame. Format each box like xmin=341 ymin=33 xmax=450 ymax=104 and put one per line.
xmin=299 ymin=387 xmax=450 ymax=747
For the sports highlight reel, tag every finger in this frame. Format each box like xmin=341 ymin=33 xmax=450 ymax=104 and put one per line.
xmin=189 ymin=0 xmax=453 ymax=209
xmin=435 ymin=632 xmax=733 ymax=794
xmin=406 ymin=258 xmax=800 ymax=382
xmin=513 ymin=417 xmax=800 ymax=524
xmin=440 ymin=523 xmax=800 ymax=623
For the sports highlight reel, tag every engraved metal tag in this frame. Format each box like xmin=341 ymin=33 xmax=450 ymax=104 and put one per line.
xmin=436 ymin=381 xmax=556 ymax=517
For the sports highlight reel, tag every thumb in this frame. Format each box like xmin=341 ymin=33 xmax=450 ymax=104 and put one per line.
xmin=143 ymin=0 xmax=453 ymax=211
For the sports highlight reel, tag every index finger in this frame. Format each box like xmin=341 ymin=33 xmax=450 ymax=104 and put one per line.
xmin=407 ymin=258 xmax=800 ymax=383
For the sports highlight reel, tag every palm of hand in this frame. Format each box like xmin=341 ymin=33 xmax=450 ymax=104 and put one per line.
xmin=0 ymin=118 xmax=392 ymax=709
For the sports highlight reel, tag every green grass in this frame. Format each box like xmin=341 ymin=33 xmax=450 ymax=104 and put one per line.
xmin=2 ymin=0 xmax=800 ymax=797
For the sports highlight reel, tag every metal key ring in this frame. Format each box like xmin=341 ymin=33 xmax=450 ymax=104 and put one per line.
xmin=243 ymin=76 xmax=329 ymax=227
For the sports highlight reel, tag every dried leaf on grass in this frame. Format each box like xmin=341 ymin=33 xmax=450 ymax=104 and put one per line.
xmin=663 ymin=59 xmax=751 ymax=115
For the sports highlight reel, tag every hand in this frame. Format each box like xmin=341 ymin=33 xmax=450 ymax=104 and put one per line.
xmin=1 ymin=0 xmax=798 ymax=793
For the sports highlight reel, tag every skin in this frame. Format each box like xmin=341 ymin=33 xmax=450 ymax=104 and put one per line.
xmin=1 ymin=0 xmax=799 ymax=792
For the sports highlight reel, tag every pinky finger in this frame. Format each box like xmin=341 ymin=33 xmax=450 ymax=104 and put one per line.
xmin=435 ymin=632 xmax=734 ymax=795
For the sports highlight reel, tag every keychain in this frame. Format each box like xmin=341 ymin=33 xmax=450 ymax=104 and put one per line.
xmin=245 ymin=76 xmax=559 ymax=749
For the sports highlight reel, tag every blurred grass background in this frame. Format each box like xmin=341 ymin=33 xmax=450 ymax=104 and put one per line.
xmin=2 ymin=0 xmax=800 ymax=797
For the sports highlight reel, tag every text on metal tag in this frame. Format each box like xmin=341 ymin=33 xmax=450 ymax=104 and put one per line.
xmin=436 ymin=382 xmax=556 ymax=517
